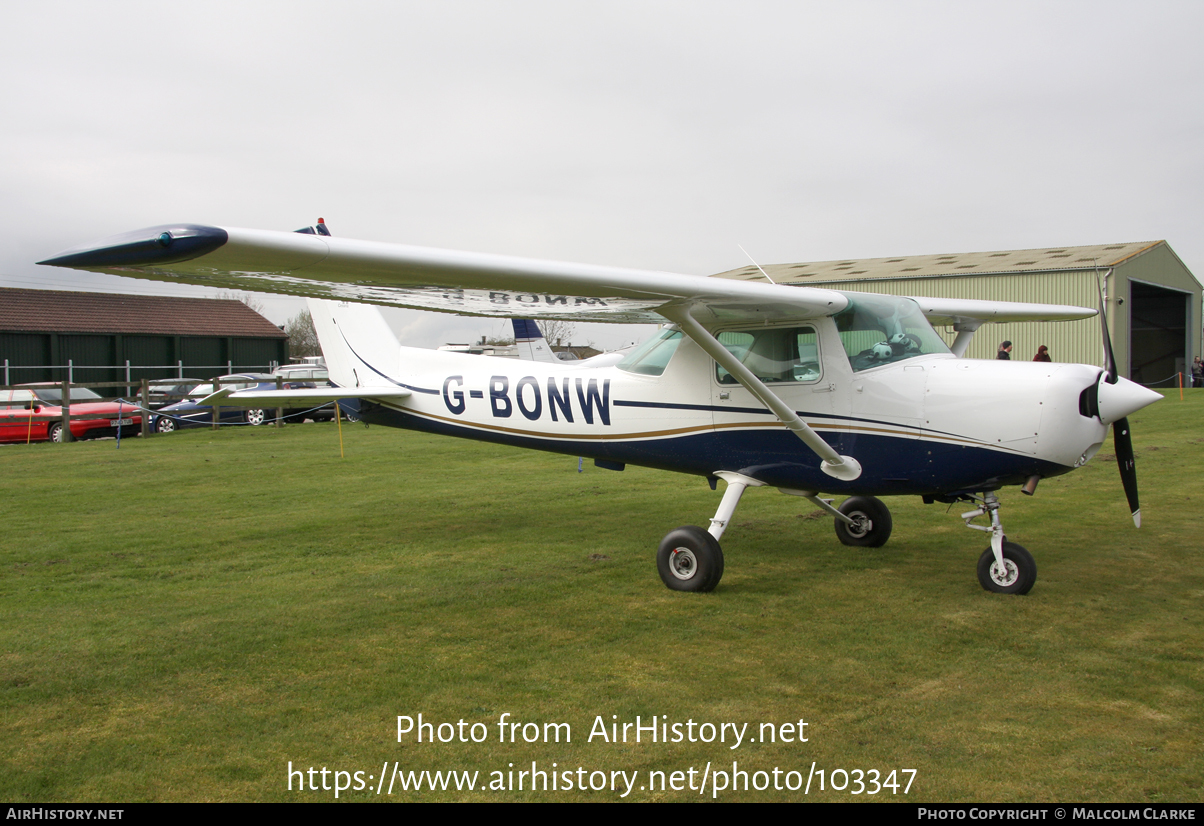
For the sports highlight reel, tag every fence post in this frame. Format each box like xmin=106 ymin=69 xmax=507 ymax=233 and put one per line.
xmin=68 ymin=359 xmax=74 ymax=384
xmin=178 ymin=360 xmax=183 ymax=379
xmin=61 ymin=380 xmax=74 ymax=443
xmin=125 ymin=360 xmax=131 ymax=398
xmin=275 ymin=375 xmax=284 ymax=428
xmin=141 ymin=379 xmax=150 ymax=437
xmin=3 ymin=359 xmax=7 ymax=386
xmin=212 ymin=377 xmax=221 ymax=431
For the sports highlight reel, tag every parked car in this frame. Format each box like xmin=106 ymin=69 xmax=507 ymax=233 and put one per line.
xmin=146 ymin=379 xmax=204 ymax=409
xmin=272 ymin=364 xmax=329 ymax=382
xmin=0 ymin=385 xmax=141 ymax=443
xmin=150 ymin=374 xmax=325 ymax=432
xmin=271 ymin=365 xmax=334 ymax=422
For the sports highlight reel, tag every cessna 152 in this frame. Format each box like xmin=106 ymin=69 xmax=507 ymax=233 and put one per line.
xmin=39 ymin=221 xmax=1162 ymax=595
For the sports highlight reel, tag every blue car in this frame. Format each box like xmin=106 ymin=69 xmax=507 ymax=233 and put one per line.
xmin=151 ymin=374 xmax=322 ymax=433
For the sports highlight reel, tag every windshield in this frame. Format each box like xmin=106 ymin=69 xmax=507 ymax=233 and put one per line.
xmin=833 ymin=294 xmax=951 ymax=372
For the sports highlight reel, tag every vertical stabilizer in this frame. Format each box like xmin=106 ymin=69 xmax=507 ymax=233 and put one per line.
xmin=307 ymin=299 xmax=400 ymax=388
xmin=512 ymin=318 xmax=559 ymax=363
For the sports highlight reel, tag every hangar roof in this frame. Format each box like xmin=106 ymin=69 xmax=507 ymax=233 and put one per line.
xmin=710 ymin=240 xmax=1165 ymax=285
xmin=0 ymin=288 xmax=287 ymax=338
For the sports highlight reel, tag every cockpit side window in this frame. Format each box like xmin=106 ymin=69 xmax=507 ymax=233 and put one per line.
xmin=834 ymin=294 xmax=951 ymax=372
xmin=714 ymin=326 xmax=821 ymax=384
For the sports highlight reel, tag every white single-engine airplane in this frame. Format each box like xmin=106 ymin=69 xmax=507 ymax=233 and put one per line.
xmin=40 ymin=221 xmax=1162 ymax=595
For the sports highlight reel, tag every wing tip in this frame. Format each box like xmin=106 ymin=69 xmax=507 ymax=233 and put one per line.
xmin=39 ymin=224 xmax=228 ymax=269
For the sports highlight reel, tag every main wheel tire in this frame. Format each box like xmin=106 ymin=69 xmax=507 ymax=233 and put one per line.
xmin=156 ymin=416 xmax=177 ymax=434
xmin=49 ymin=422 xmax=64 ymax=443
xmin=977 ymin=542 xmax=1037 ymax=595
xmin=656 ymin=526 xmax=724 ymax=592
xmin=245 ymin=408 xmax=267 ymax=426
xmin=834 ymin=496 xmax=893 ymax=547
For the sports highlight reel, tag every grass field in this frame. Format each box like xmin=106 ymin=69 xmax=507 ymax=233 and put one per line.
xmin=1 ymin=393 xmax=1202 ymax=802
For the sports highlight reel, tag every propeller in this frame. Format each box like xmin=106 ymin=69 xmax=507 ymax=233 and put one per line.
xmin=1113 ymin=417 xmax=1140 ymax=526
xmin=1093 ymin=271 xmax=1143 ymax=527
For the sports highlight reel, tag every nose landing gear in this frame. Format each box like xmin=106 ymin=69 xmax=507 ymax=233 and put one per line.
xmin=960 ymin=491 xmax=1037 ymax=595
xmin=976 ymin=541 xmax=1037 ymax=594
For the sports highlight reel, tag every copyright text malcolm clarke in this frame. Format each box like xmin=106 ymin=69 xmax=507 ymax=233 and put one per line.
xmin=918 ymin=808 xmax=1197 ymax=821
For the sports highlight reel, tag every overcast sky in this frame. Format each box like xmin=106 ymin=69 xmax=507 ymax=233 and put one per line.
xmin=3 ymin=1 xmax=1201 ymax=351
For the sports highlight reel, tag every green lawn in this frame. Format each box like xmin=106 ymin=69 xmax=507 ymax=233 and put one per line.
xmin=1 ymin=394 xmax=1201 ymax=802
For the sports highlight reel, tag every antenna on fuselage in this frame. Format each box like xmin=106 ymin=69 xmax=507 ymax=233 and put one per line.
xmin=738 ymin=245 xmax=776 ymax=285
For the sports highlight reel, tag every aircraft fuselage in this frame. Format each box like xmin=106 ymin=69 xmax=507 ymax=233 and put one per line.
xmin=349 ymin=319 xmax=1110 ymax=498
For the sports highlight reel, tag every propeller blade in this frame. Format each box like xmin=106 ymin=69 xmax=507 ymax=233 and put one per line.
xmin=1113 ymin=416 xmax=1141 ymax=527
xmin=1095 ymin=271 xmax=1118 ymax=384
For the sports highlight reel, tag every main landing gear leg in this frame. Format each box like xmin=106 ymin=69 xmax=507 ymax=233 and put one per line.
xmin=961 ymin=491 xmax=1037 ymax=595
xmin=656 ymin=472 xmax=764 ymax=593
xmin=707 ymin=472 xmax=766 ymax=542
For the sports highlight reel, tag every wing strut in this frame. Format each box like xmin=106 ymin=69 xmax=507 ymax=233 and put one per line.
xmin=661 ymin=306 xmax=862 ymax=481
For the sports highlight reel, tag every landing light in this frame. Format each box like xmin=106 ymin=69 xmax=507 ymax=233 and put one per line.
xmin=157 ymin=231 xmax=173 ymax=248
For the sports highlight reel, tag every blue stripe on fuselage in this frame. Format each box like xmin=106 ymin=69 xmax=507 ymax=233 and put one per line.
xmin=356 ymin=401 xmax=1070 ymax=496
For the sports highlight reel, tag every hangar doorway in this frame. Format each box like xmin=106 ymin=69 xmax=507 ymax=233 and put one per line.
xmin=1129 ymin=280 xmax=1189 ymax=386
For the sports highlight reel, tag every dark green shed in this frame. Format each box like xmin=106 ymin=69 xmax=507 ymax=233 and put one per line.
xmin=0 ymin=288 xmax=289 ymax=386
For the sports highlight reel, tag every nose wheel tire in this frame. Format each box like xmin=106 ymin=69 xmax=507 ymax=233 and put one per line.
xmin=834 ymin=496 xmax=893 ymax=547
xmin=657 ymin=526 xmax=724 ymax=592
xmin=977 ymin=542 xmax=1037 ymax=595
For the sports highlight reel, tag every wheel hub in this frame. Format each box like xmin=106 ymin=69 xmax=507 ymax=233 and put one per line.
xmin=989 ymin=559 xmax=1019 ymax=587
xmin=848 ymin=513 xmax=871 ymax=538
xmin=669 ymin=547 xmax=698 ymax=580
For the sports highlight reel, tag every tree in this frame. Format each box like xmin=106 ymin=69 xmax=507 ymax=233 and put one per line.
xmin=216 ymin=291 xmax=267 ymax=314
xmin=285 ymin=310 xmax=322 ymax=359
xmin=536 ymin=319 xmax=576 ymax=347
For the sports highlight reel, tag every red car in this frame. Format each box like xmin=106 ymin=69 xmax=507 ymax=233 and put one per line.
xmin=0 ymin=386 xmax=141 ymax=444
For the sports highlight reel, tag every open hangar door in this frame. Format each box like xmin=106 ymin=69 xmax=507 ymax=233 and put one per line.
xmin=1128 ymin=279 xmax=1190 ymax=386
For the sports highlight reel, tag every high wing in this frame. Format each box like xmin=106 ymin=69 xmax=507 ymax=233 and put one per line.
xmin=910 ymin=295 xmax=1096 ymax=326
xmin=904 ymin=295 xmax=1096 ymax=358
xmin=38 ymin=224 xmax=851 ymax=324
xmin=39 ymin=223 xmax=1097 ymax=327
